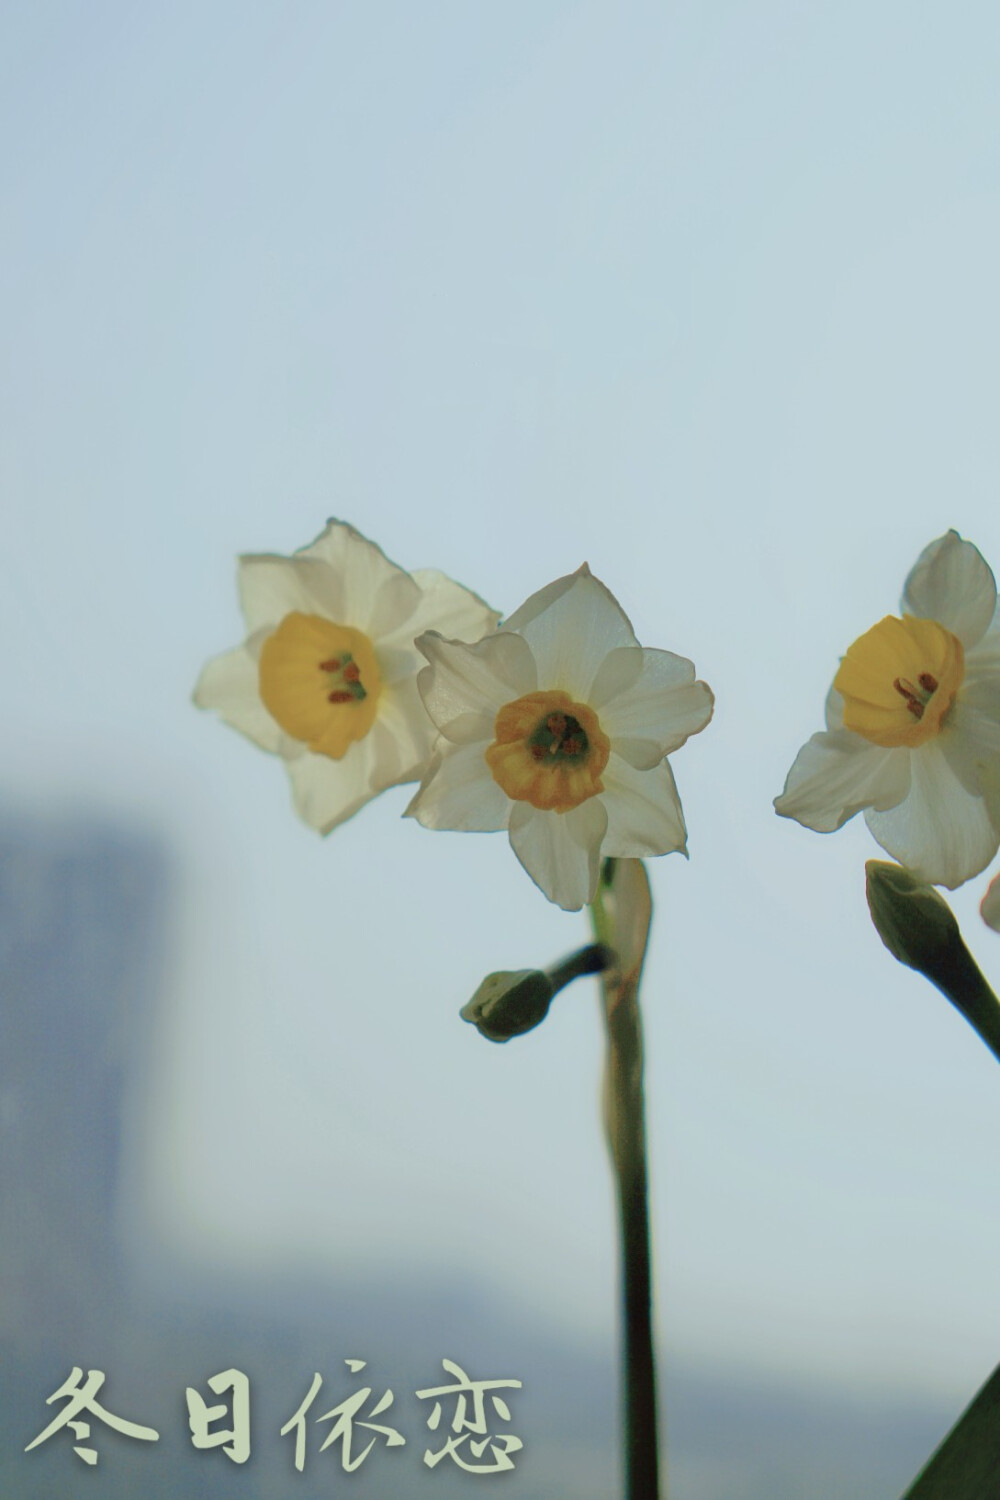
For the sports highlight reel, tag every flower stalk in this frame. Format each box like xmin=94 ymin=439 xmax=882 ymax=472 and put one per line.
xmin=590 ymin=858 xmax=662 ymax=1500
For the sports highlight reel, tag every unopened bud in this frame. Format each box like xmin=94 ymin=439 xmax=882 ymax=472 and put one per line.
xmin=866 ymin=860 xmax=1000 ymax=1068
xmin=461 ymin=970 xmax=554 ymax=1043
xmin=865 ymin=861 xmax=962 ymax=977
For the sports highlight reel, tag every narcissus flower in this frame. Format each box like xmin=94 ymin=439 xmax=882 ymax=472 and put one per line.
xmin=776 ymin=530 xmax=1000 ymax=889
xmin=194 ymin=521 xmax=498 ymax=833
xmin=405 ymin=566 xmax=714 ymax=910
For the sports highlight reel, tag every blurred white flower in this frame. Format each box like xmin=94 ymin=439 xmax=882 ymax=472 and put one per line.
xmin=406 ymin=566 xmax=714 ymax=910
xmin=194 ymin=520 xmax=498 ymax=833
xmin=776 ymin=530 xmax=1000 ymax=888
xmin=982 ymin=873 xmax=1000 ymax=932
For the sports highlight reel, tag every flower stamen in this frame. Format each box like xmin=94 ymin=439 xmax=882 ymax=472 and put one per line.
xmin=893 ymin=678 xmax=926 ymax=718
xmin=320 ymin=650 xmax=368 ymax=702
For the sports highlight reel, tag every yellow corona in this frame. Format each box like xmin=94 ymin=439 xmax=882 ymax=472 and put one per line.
xmin=258 ymin=612 xmax=382 ymax=758
xmin=834 ymin=614 xmax=964 ymax=749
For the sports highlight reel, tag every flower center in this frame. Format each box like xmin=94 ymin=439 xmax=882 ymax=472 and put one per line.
xmin=833 ymin=614 xmax=964 ymax=748
xmin=258 ymin=612 xmax=382 ymax=759
xmin=485 ymin=690 xmax=611 ymax=812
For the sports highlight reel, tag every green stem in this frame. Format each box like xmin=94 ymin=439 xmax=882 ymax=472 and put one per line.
xmin=590 ymin=860 xmax=662 ymax=1500
xmin=924 ymin=941 xmax=1000 ymax=1066
xmin=547 ymin=942 xmax=616 ymax=993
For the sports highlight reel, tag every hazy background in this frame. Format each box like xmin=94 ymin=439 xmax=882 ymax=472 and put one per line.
xmin=3 ymin=3 xmax=1000 ymax=1495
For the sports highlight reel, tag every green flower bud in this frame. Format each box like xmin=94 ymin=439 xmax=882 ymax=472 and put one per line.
xmin=461 ymin=970 xmax=554 ymax=1043
xmin=865 ymin=861 xmax=962 ymax=976
xmin=866 ymin=860 xmax=1000 ymax=1068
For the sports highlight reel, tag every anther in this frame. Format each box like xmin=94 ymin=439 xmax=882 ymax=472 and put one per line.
xmin=328 ymin=690 xmax=352 ymax=704
xmin=319 ymin=657 xmax=341 ymax=672
xmin=546 ymin=713 xmax=567 ymax=737
xmin=918 ymin=672 xmax=938 ymax=693
xmin=893 ymin=677 xmax=925 ymax=719
xmin=343 ymin=662 xmax=361 ymax=683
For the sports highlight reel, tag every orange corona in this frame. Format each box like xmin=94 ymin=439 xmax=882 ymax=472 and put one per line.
xmin=485 ymin=690 xmax=611 ymax=813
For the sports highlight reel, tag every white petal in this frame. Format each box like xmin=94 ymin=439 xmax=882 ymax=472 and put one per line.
xmin=368 ymin=569 xmax=423 ymax=640
xmin=901 ymin=530 xmax=997 ymax=647
xmin=588 ymin=644 xmax=678 ymax=705
xmin=376 ymin=645 xmax=419 ymax=688
xmin=507 ymin=798 xmax=608 ymax=910
xmin=565 ymin=798 xmax=611 ymax=895
xmin=591 ymin=646 xmax=714 ymax=767
xmin=405 ymin=742 xmax=510 ymax=831
xmin=774 ymin=731 xmax=910 ymax=833
xmin=193 ymin=640 xmax=291 ymax=755
xmin=503 ymin=567 xmax=638 ymax=699
xmin=864 ymin=738 xmax=1000 ymax=888
xmin=981 ymin=873 xmax=1000 ymax=932
xmin=391 ymin=568 xmax=500 ymax=646
xmin=502 ymin=566 xmax=593 ymax=632
xmin=939 ymin=701 xmax=1000 ymax=797
xmin=372 ymin=564 xmax=496 ymax=647
xmin=284 ymin=742 xmax=379 ymax=835
xmin=294 ymin=518 xmax=408 ymax=629
xmin=415 ymin=631 xmax=538 ymax=743
xmin=965 ymin=621 xmax=1000 ymax=680
xmin=368 ymin=675 xmax=435 ymax=784
xmin=601 ymin=755 xmax=688 ymax=857
xmin=961 ymin=644 xmax=1000 ymax=720
xmin=238 ymin=553 xmax=344 ymax=632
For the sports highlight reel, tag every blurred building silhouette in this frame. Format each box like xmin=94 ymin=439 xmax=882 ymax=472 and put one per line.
xmin=0 ymin=813 xmax=950 ymax=1499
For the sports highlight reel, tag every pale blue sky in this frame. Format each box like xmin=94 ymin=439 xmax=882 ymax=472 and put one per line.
xmin=5 ymin=0 xmax=1000 ymax=1409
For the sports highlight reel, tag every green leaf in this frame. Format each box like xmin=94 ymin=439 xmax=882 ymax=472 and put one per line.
xmin=902 ymin=1361 xmax=1000 ymax=1498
